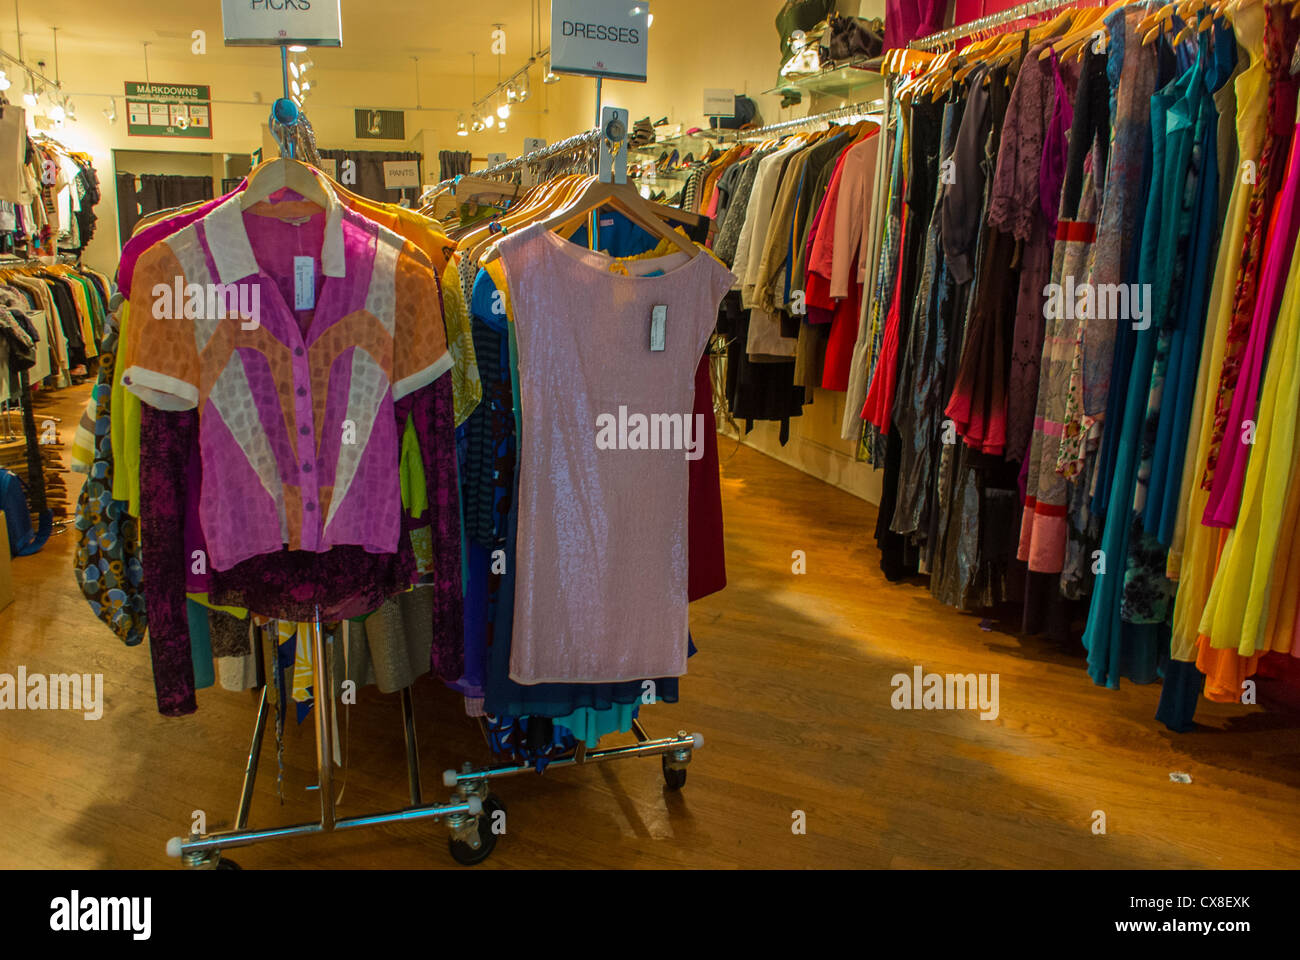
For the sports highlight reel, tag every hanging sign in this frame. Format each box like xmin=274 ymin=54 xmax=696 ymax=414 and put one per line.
xmin=382 ymin=160 xmax=420 ymax=189
xmin=485 ymin=152 xmax=507 ymax=168
xmin=550 ymin=0 xmax=649 ymax=82
xmin=703 ymin=88 xmax=735 ymax=117
xmin=125 ymin=82 xmax=213 ymax=139
xmin=221 ymin=0 xmax=343 ymax=47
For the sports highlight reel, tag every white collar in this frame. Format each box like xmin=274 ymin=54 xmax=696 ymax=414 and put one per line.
xmin=201 ymin=185 xmax=348 ymax=284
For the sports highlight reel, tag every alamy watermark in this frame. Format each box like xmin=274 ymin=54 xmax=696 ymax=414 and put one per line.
xmin=891 ymin=665 xmax=999 ymax=720
xmin=595 ymin=406 xmax=706 ymax=461
xmin=152 ymin=277 xmax=260 ymax=330
xmin=1043 ymin=276 xmax=1152 ymax=330
xmin=0 ymin=667 xmax=103 ymax=719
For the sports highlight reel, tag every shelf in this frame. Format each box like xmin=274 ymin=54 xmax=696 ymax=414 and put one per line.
xmin=764 ymin=58 xmax=884 ymax=100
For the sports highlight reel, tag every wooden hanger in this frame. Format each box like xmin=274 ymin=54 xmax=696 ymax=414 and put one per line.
xmin=239 ymin=156 xmax=333 ymax=210
xmin=484 ymin=179 xmax=697 ymax=264
xmin=1045 ymin=1 xmax=1124 ymax=61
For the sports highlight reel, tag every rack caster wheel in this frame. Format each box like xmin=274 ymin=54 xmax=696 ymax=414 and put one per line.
xmin=662 ymin=755 xmax=687 ymax=790
xmin=448 ymin=795 xmax=504 ymax=866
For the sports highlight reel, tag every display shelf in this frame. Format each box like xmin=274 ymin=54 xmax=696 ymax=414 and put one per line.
xmin=764 ymin=57 xmax=884 ymax=99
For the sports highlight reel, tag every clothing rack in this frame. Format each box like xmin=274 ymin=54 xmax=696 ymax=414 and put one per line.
xmin=166 ymin=72 xmax=484 ymax=871
xmin=732 ymin=98 xmax=888 ymax=141
xmin=420 ymin=129 xmax=602 ymax=204
xmin=0 ymin=254 xmax=79 ymax=267
xmin=908 ymin=0 xmax=1086 ymax=50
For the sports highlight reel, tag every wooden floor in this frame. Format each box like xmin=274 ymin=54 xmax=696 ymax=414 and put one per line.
xmin=3 ymin=384 xmax=1300 ymax=869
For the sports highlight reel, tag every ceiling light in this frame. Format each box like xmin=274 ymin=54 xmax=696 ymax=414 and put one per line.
xmin=456 ymin=115 xmax=468 ymax=136
xmin=497 ymin=119 xmax=506 ymax=133
xmin=22 ymin=90 xmax=36 ymax=107
xmin=496 ymin=100 xmax=510 ymax=119
xmin=543 ymin=57 xmax=559 ymax=84
xmin=506 ymin=82 xmax=518 ymax=103
xmin=49 ymin=101 xmax=65 ymax=122
xmin=64 ymin=98 xmax=76 ymax=121
xmin=288 ymin=45 xmax=307 ymax=53
xmin=484 ymin=113 xmax=495 ymax=128
xmin=470 ymin=117 xmax=484 ymax=132
xmin=103 ymin=98 xmax=117 ymax=123
xmin=0 ymin=71 xmax=9 ymax=92
xmin=516 ymin=71 xmax=530 ymax=102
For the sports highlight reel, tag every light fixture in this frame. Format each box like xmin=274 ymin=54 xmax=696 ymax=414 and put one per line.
xmin=496 ymin=99 xmax=510 ymax=120
xmin=301 ymin=80 xmax=311 ymax=93
xmin=64 ymin=98 xmax=76 ymax=121
xmin=543 ymin=56 xmax=559 ymax=84
xmin=0 ymin=71 xmax=9 ymax=92
xmin=49 ymin=101 xmax=65 ymax=122
xmin=288 ymin=44 xmax=308 ymax=53
xmin=516 ymin=70 xmax=530 ymax=102
xmin=497 ymin=118 xmax=506 ymax=133
xmin=506 ymin=81 xmax=518 ymax=103
xmin=456 ymin=114 xmax=468 ymax=136
xmin=470 ymin=117 xmax=484 ymax=132
xmin=103 ymin=97 xmax=117 ymax=123
xmin=484 ymin=112 xmax=495 ymax=128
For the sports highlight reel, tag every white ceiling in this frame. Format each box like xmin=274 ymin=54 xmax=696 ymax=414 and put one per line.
xmin=3 ymin=0 xmax=549 ymax=77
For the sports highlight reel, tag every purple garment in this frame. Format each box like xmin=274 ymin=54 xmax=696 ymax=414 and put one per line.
xmin=988 ymin=42 xmax=1080 ymax=463
xmin=884 ymin=0 xmax=946 ymax=51
xmin=1040 ymin=50 xmax=1074 ymax=232
xmin=123 ymin=194 xmax=452 ymax=571
xmin=140 ymin=376 xmax=464 ymax=716
xmin=115 ymin=183 xmax=243 ymax=298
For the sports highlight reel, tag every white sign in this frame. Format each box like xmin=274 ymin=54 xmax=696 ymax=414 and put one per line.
xmin=703 ymin=88 xmax=735 ymax=117
xmin=316 ymin=157 xmax=338 ymax=180
xmin=221 ymin=0 xmax=342 ymax=47
xmin=382 ymin=160 xmax=420 ymax=189
xmin=550 ymin=0 xmax=649 ymax=82
xmin=523 ymin=137 xmax=546 ymax=155
xmin=485 ymin=152 xmax=507 ymax=168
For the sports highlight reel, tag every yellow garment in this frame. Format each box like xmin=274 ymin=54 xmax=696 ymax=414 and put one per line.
xmin=277 ymin=620 xmax=315 ymax=704
xmin=1166 ymin=10 xmax=1268 ymax=662
xmin=186 ymin=592 xmax=249 ymax=619
xmin=400 ymin=415 xmax=428 ymax=519
xmin=109 ymin=302 xmax=144 ymax=515
xmin=1199 ymin=232 xmax=1300 ymax=656
xmin=441 ymin=256 xmax=482 ymax=425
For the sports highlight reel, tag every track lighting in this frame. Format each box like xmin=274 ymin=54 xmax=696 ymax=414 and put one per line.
xmin=0 ymin=71 xmax=10 ymax=92
xmin=496 ymin=100 xmax=510 ymax=120
xmin=543 ymin=56 xmax=559 ymax=84
xmin=456 ymin=114 xmax=468 ymax=136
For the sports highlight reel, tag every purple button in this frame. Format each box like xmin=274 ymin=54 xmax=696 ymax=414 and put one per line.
xmin=305 ymin=502 xmax=315 ymax=512
xmin=297 ymin=386 xmax=306 ymax=397
xmin=295 ymin=346 xmax=304 ymax=357
xmin=303 ymin=462 xmax=312 ymax=473
xmin=299 ymin=425 xmax=309 ymax=435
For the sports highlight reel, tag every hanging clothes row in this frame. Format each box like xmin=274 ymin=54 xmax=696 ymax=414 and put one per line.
xmin=73 ymin=158 xmax=472 ymax=749
xmin=442 ymin=161 xmax=732 ymax=769
xmin=712 ymin=0 xmax=1300 ymax=732
xmin=707 ymin=107 xmax=885 ymax=444
xmin=0 ymin=117 xmax=102 ymax=258
xmin=0 ymin=258 xmax=109 ymax=389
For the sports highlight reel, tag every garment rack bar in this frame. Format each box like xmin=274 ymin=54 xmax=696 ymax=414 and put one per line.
xmin=421 ymin=128 xmax=600 ymax=203
xmin=908 ymin=0 xmax=1085 ymax=50
xmin=731 ymin=98 xmax=887 ymax=142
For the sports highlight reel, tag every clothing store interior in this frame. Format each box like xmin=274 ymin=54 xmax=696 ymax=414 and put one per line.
xmin=0 ymin=0 xmax=1298 ymax=872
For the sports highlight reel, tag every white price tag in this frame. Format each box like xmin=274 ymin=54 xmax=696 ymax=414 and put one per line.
xmin=294 ymin=256 xmax=315 ymax=310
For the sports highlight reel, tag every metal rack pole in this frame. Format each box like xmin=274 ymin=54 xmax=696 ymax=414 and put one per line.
xmin=908 ymin=0 xmax=1085 ymax=50
xmin=730 ymin=97 xmax=888 ymax=142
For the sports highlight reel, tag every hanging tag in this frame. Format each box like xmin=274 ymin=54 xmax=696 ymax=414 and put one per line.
xmin=294 ymin=256 xmax=315 ymax=310
xmin=650 ymin=305 xmax=667 ymax=352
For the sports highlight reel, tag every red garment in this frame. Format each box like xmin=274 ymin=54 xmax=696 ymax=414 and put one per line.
xmin=688 ymin=354 xmax=726 ymax=602
xmin=861 ymin=212 xmax=908 ymax=432
xmin=822 ymin=266 xmax=862 ymax=392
